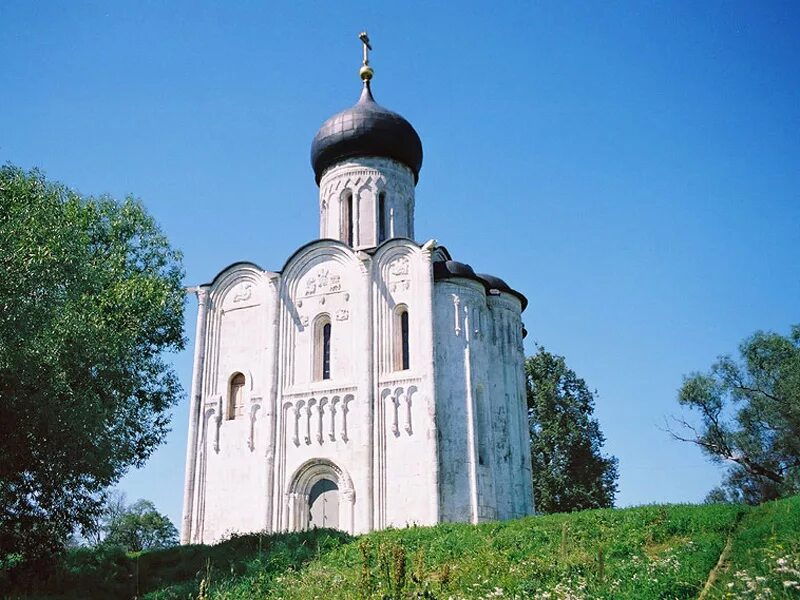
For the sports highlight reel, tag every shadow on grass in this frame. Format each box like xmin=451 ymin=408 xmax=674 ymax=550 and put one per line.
xmin=3 ymin=528 xmax=352 ymax=600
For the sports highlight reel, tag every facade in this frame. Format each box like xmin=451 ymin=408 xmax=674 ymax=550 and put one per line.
xmin=180 ymin=42 xmax=534 ymax=545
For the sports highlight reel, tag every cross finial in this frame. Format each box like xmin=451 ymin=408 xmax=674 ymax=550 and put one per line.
xmin=358 ymin=31 xmax=374 ymax=82
xmin=359 ymin=31 xmax=372 ymax=65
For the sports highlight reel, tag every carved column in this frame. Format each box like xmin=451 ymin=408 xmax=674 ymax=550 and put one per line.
xmin=181 ymin=286 xmax=209 ymax=544
xmin=420 ymin=243 xmax=440 ymax=523
xmin=357 ymin=251 xmax=375 ymax=532
xmin=263 ymin=274 xmax=280 ymax=532
xmin=342 ymin=488 xmax=356 ymax=535
xmin=463 ymin=304 xmax=480 ymax=525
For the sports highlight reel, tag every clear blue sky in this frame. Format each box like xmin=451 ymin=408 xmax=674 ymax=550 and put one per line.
xmin=2 ymin=2 xmax=799 ymax=526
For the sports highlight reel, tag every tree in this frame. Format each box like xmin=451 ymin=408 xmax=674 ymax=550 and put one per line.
xmin=525 ymin=347 xmax=619 ymax=513
xmin=82 ymin=489 xmax=129 ymax=546
xmin=104 ymin=499 xmax=178 ymax=552
xmin=670 ymin=325 xmax=800 ymax=504
xmin=0 ymin=166 xmax=185 ymax=567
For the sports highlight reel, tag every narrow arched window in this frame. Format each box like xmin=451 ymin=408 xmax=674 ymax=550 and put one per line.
xmin=313 ymin=315 xmax=332 ymax=381
xmin=377 ymin=191 xmax=387 ymax=243
xmin=341 ymin=190 xmax=353 ymax=246
xmin=228 ymin=373 xmax=246 ymax=420
xmin=476 ymin=386 xmax=488 ymax=466
xmin=322 ymin=322 xmax=331 ymax=380
xmin=394 ymin=306 xmax=410 ymax=371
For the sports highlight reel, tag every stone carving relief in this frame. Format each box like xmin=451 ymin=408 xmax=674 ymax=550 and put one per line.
xmin=204 ymin=395 xmax=223 ymax=453
xmin=303 ymin=267 xmax=345 ymax=298
xmin=382 ymin=385 xmax=417 ymax=438
xmin=335 ymin=309 xmax=349 ymax=321
xmin=248 ymin=403 xmax=261 ymax=451
xmin=388 ymin=256 xmax=411 ymax=293
xmin=289 ymin=394 xmax=354 ymax=447
xmin=452 ymin=294 xmax=462 ymax=336
xmin=233 ymin=283 xmax=253 ymax=303
xmin=389 ymin=257 xmax=409 ymax=277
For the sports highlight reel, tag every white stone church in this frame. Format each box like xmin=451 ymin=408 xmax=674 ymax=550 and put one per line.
xmin=180 ymin=38 xmax=534 ymax=545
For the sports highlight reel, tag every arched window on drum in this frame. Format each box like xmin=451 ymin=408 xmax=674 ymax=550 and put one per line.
xmin=341 ymin=190 xmax=354 ymax=246
xmin=377 ymin=190 xmax=387 ymax=243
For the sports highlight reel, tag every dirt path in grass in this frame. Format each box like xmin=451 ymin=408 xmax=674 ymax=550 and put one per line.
xmin=697 ymin=533 xmax=734 ymax=600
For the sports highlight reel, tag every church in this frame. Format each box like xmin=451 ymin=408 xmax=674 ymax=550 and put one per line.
xmin=180 ymin=35 xmax=534 ymax=545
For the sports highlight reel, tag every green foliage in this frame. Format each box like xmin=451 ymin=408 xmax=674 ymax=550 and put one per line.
xmin=525 ymin=347 xmax=619 ymax=513
xmin=707 ymin=495 xmax=800 ymax=598
xmin=0 ymin=166 xmax=185 ymax=574
xmin=2 ymin=528 xmax=352 ymax=599
xmin=673 ymin=325 xmax=800 ymax=504
xmin=103 ymin=499 xmax=178 ymax=553
xmin=6 ymin=498 xmax=800 ymax=599
xmin=268 ymin=502 xmax=746 ymax=599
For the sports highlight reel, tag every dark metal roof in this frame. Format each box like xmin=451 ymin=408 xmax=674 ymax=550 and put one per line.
xmin=476 ymin=273 xmax=512 ymax=293
xmin=476 ymin=272 xmax=529 ymax=311
xmin=201 ymin=261 xmax=266 ymax=287
xmin=310 ymin=81 xmax=423 ymax=185
xmin=432 ymin=260 xmax=528 ymax=312
xmin=432 ymin=260 xmax=485 ymax=287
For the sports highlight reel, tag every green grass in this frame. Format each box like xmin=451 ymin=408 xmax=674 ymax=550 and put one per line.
xmin=5 ymin=496 xmax=800 ymax=600
xmin=264 ymin=503 xmax=745 ymax=600
xmin=706 ymin=495 xmax=800 ymax=599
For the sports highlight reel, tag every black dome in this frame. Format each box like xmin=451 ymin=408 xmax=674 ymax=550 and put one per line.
xmin=433 ymin=262 xmax=528 ymax=311
xmin=311 ymin=82 xmax=423 ymax=184
xmin=433 ymin=260 xmax=480 ymax=283
xmin=476 ymin=273 xmax=512 ymax=293
xmin=477 ymin=273 xmax=528 ymax=311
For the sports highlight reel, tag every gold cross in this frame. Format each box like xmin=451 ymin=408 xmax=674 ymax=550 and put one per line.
xmin=359 ymin=31 xmax=372 ymax=66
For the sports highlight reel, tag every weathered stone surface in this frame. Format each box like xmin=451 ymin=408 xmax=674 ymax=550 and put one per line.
xmin=180 ymin=116 xmax=532 ymax=547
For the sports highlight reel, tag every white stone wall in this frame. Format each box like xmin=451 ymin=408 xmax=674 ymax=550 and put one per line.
xmin=179 ymin=143 xmax=533 ymax=543
xmin=184 ymin=264 xmax=278 ymax=543
xmin=182 ymin=239 xmax=444 ymax=544
xmin=371 ymin=240 xmax=439 ymax=529
xmin=274 ymin=241 xmax=371 ymax=535
xmin=432 ymin=278 xmax=534 ymax=525
xmin=318 ymin=157 xmax=415 ymax=247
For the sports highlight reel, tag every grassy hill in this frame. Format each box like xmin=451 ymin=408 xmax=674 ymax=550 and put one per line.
xmin=8 ymin=495 xmax=799 ymax=600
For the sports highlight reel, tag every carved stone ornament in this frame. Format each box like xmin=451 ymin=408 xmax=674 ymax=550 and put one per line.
xmin=388 ymin=257 xmax=411 ymax=293
xmin=317 ymin=269 xmax=329 ymax=288
xmin=335 ymin=309 xmax=349 ymax=321
xmin=299 ymin=315 xmax=309 ymax=327
xmin=389 ymin=257 xmax=410 ymax=277
xmin=304 ymin=267 xmax=344 ymax=297
xmin=390 ymin=280 xmax=410 ymax=293
xmin=233 ymin=282 xmax=253 ymax=303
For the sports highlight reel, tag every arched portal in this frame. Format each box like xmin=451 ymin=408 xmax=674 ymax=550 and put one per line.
xmin=285 ymin=458 xmax=355 ymax=533
xmin=308 ymin=478 xmax=339 ymax=528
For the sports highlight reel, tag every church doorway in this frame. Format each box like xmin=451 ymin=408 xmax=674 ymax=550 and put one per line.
xmin=285 ymin=458 xmax=355 ymax=534
xmin=308 ymin=478 xmax=339 ymax=528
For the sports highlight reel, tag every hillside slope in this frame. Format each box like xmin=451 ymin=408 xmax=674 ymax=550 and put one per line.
xmin=8 ymin=496 xmax=799 ymax=599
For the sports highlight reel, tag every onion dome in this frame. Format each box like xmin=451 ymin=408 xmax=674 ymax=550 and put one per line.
xmin=310 ymin=80 xmax=423 ymax=185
